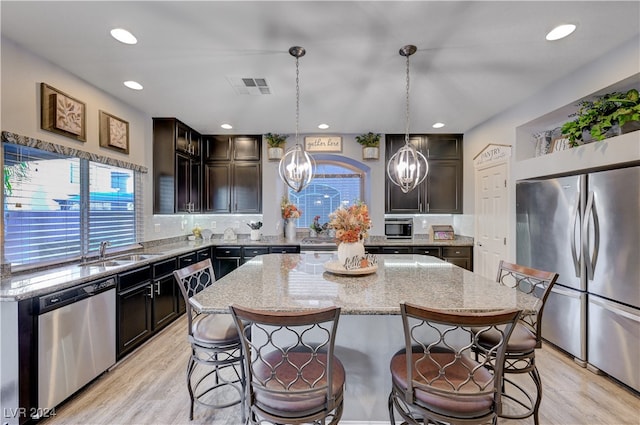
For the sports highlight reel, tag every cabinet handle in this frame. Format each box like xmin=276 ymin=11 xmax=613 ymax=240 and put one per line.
xmin=155 ymin=281 xmax=161 ymax=295
xmin=183 ymin=258 xmax=193 ymax=263
xmin=148 ymin=285 xmax=154 ymax=299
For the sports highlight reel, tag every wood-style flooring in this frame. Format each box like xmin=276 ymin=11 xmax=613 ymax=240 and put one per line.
xmin=41 ymin=315 xmax=639 ymax=425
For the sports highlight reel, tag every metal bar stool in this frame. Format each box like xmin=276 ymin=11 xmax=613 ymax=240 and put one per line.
xmin=230 ymin=305 xmax=345 ymax=425
xmin=389 ymin=303 xmax=522 ymax=425
xmin=173 ymin=259 xmax=246 ymax=421
xmin=475 ymin=260 xmax=559 ymax=425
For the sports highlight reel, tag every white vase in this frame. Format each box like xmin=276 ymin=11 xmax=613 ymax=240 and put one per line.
xmin=337 ymin=241 xmax=365 ymax=266
xmin=285 ymin=220 xmax=297 ymax=242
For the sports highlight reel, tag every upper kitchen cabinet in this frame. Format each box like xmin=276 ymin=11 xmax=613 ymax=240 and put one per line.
xmin=203 ymin=135 xmax=262 ymax=213
xmin=385 ymin=134 xmax=463 ymax=214
xmin=203 ymin=135 xmax=261 ymax=161
xmin=153 ymin=118 xmax=202 ymax=214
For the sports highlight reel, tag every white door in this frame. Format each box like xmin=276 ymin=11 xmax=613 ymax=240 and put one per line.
xmin=475 ymin=163 xmax=508 ymax=279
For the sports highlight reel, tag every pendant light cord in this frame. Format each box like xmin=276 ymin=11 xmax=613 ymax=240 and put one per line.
xmin=405 ymin=53 xmax=411 ymax=146
xmin=295 ymin=55 xmax=300 ymax=146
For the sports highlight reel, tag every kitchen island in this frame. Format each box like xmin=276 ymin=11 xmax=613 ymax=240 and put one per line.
xmin=191 ymin=253 xmax=538 ymax=422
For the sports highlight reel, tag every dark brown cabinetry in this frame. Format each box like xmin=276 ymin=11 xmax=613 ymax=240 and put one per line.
xmin=203 ymin=135 xmax=262 ymax=213
xmin=153 ymin=118 xmax=202 ymax=214
xmin=411 ymin=245 xmax=473 ymax=271
xmin=441 ymin=246 xmax=473 ymax=270
xmin=242 ymin=246 xmax=270 ymax=264
xmin=151 ymin=258 xmax=179 ymax=332
xmin=213 ymin=246 xmax=242 ymax=278
xmin=117 ymin=266 xmax=153 ymax=358
xmin=385 ymin=134 xmax=463 ymax=214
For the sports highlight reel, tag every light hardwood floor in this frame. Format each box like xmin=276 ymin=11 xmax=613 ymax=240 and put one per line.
xmin=41 ymin=315 xmax=639 ymax=425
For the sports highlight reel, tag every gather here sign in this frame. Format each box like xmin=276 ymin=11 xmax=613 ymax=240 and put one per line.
xmin=304 ymin=136 xmax=342 ymax=152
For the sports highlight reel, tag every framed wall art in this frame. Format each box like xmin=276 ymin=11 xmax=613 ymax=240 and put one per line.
xmin=99 ymin=110 xmax=129 ymax=154
xmin=40 ymin=83 xmax=86 ymax=142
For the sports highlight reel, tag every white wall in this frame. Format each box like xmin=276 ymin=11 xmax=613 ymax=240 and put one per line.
xmin=463 ymin=36 xmax=640 ymax=260
xmin=5 ymin=35 xmax=636 ymax=247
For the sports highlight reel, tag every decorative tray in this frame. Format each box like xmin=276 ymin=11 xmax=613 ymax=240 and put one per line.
xmin=323 ymin=261 xmax=378 ymax=276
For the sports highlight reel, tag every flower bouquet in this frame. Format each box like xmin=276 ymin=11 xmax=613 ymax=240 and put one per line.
xmin=310 ymin=215 xmax=329 ymax=236
xmin=328 ymin=202 xmax=375 ymax=269
xmin=281 ymin=196 xmax=302 ymax=220
xmin=328 ymin=202 xmax=371 ymax=243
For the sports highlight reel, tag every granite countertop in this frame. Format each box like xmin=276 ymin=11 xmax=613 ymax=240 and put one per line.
xmin=191 ymin=253 xmax=538 ymax=315
xmin=0 ymin=235 xmax=473 ymax=301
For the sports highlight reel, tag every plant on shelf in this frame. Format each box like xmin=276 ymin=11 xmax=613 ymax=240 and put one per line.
xmin=265 ymin=133 xmax=288 ymax=148
xmin=355 ymin=132 xmax=381 ymax=147
xmin=561 ymin=88 xmax=640 ymax=147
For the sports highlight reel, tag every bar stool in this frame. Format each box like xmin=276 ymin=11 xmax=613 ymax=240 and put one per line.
xmin=173 ymin=259 xmax=246 ymax=421
xmin=476 ymin=260 xmax=559 ymax=425
xmin=230 ymin=305 xmax=345 ymax=425
xmin=388 ymin=303 xmax=522 ymax=425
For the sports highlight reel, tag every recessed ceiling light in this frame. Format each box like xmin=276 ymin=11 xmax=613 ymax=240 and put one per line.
xmin=318 ymin=123 xmax=329 ymax=129
xmin=221 ymin=123 xmax=233 ymax=130
xmin=110 ymin=28 xmax=137 ymax=45
xmin=546 ymin=24 xmax=576 ymax=41
xmin=432 ymin=122 xmax=445 ymax=129
xmin=123 ymin=81 xmax=143 ymax=90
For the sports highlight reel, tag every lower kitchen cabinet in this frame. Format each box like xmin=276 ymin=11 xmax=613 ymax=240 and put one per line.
xmin=214 ymin=246 xmax=242 ymax=278
xmin=242 ymin=246 xmax=269 ymax=264
xmin=117 ymin=257 xmax=186 ymax=359
xmin=152 ymin=258 xmax=179 ymax=332
xmin=441 ymin=246 xmax=473 ymax=270
xmin=117 ymin=266 xmax=153 ymax=359
xmin=270 ymin=245 xmax=300 ymax=254
xmin=382 ymin=246 xmax=412 ymax=254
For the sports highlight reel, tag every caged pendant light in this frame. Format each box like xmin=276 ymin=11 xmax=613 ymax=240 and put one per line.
xmin=387 ymin=45 xmax=428 ymax=194
xmin=278 ymin=46 xmax=315 ymax=193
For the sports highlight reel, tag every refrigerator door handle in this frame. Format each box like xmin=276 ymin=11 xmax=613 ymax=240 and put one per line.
xmin=590 ymin=296 xmax=640 ymax=323
xmin=570 ymin=196 xmax=581 ymax=277
xmin=583 ymin=190 xmax=600 ymax=280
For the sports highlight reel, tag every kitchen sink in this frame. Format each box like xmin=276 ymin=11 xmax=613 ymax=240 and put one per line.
xmin=111 ymin=253 xmax=160 ymax=262
xmin=80 ymin=259 xmax=131 ymax=269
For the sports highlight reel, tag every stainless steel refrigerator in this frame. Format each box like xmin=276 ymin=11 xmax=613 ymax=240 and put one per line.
xmin=516 ymin=165 xmax=639 ymax=392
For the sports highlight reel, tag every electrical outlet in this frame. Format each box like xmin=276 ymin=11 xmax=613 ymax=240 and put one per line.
xmin=233 ymin=221 xmax=240 ymax=229
xmin=154 ymin=223 xmax=161 ymax=233
xmin=422 ymin=220 xmax=428 ymax=229
xmin=211 ymin=221 xmax=216 ymax=229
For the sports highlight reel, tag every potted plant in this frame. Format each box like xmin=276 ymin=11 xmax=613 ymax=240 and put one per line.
xmin=561 ymin=89 xmax=640 ymax=147
xmin=355 ymin=132 xmax=381 ymax=160
xmin=265 ymin=133 xmax=288 ymax=160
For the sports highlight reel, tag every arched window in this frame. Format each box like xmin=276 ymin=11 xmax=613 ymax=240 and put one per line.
xmin=288 ymin=157 xmax=367 ymax=228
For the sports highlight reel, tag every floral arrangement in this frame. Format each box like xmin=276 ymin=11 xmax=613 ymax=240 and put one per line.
xmin=310 ymin=215 xmax=328 ymax=234
xmin=328 ymin=202 xmax=371 ymax=243
xmin=281 ymin=196 xmax=302 ymax=220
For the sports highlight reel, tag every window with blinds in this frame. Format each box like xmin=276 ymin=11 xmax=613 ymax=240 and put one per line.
xmin=3 ymin=143 xmax=137 ymax=268
xmin=288 ymin=161 xmax=365 ymax=228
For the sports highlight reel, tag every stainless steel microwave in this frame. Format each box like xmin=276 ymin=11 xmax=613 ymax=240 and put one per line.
xmin=384 ymin=218 xmax=413 ymax=239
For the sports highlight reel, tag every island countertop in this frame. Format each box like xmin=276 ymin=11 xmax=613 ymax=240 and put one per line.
xmin=191 ymin=253 xmax=539 ymax=315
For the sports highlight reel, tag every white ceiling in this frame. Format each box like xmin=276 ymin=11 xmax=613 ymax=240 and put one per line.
xmin=2 ymin=1 xmax=639 ymax=135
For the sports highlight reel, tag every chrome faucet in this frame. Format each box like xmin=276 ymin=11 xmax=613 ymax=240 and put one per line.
xmin=99 ymin=241 xmax=111 ymax=259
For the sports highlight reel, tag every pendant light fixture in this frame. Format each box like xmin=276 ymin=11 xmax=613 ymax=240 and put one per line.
xmin=279 ymin=46 xmax=315 ymax=193
xmin=387 ymin=45 xmax=428 ymax=194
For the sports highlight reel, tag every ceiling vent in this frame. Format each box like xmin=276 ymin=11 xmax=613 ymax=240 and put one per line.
xmin=227 ymin=76 xmax=271 ymax=95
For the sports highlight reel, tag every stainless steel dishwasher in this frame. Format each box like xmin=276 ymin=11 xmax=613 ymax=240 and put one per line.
xmin=37 ymin=277 xmax=116 ymax=412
